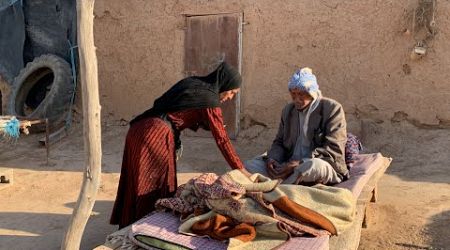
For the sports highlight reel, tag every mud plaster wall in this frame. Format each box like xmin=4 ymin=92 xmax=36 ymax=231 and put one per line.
xmin=93 ymin=0 xmax=450 ymax=130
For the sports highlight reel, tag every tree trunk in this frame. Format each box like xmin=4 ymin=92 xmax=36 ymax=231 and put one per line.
xmin=61 ymin=0 xmax=102 ymax=249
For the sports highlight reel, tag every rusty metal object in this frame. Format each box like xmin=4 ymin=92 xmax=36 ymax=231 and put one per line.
xmin=0 ymin=168 xmax=13 ymax=190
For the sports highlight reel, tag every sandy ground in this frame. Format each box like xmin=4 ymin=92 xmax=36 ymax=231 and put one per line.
xmin=0 ymin=120 xmax=449 ymax=250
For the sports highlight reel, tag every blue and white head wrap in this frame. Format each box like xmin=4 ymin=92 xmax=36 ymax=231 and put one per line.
xmin=288 ymin=67 xmax=320 ymax=99
xmin=288 ymin=67 xmax=323 ymax=137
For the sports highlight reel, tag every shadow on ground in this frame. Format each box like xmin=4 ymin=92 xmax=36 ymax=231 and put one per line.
xmin=0 ymin=200 xmax=116 ymax=250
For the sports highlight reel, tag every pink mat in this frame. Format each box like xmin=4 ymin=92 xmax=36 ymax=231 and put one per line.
xmin=131 ymin=212 xmax=227 ymax=249
xmin=131 ymin=153 xmax=388 ymax=250
xmin=335 ymin=153 xmax=387 ymax=198
xmin=131 ymin=212 xmax=329 ymax=250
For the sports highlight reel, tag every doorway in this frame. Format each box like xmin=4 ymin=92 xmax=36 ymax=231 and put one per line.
xmin=184 ymin=13 xmax=243 ymax=139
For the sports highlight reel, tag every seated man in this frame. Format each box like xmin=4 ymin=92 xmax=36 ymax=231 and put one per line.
xmin=245 ymin=68 xmax=348 ymax=185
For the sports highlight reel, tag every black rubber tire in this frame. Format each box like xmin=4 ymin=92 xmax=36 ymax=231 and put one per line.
xmin=8 ymin=54 xmax=74 ymax=126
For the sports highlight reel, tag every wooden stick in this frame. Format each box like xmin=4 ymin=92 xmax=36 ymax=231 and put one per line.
xmin=45 ymin=118 xmax=50 ymax=165
xmin=61 ymin=0 xmax=102 ymax=249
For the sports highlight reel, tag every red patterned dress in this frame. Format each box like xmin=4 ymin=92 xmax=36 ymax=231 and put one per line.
xmin=110 ymin=107 xmax=244 ymax=228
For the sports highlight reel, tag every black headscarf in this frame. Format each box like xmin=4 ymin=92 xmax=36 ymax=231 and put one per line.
xmin=130 ymin=62 xmax=242 ymax=125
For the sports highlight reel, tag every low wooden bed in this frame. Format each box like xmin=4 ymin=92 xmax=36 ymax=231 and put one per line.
xmin=96 ymin=153 xmax=392 ymax=250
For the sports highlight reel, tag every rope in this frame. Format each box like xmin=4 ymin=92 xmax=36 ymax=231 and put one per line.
xmin=7 ymin=0 xmax=22 ymax=7
xmin=0 ymin=116 xmax=20 ymax=139
xmin=413 ymin=0 xmax=437 ymax=43
xmin=0 ymin=0 xmax=22 ymax=11
xmin=65 ymin=40 xmax=79 ymax=130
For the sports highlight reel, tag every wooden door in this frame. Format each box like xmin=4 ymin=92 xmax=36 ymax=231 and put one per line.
xmin=184 ymin=13 xmax=242 ymax=139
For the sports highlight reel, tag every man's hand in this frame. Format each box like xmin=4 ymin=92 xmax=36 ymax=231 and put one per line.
xmin=266 ymin=159 xmax=281 ymax=178
xmin=266 ymin=158 xmax=289 ymax=179
xmin=267 ymin=159 xmax=302 ymax=179
xmin=267 ymin=158 xmax=282 ymax=170
xmin=283 ymin=160 xmax=301 ymax=169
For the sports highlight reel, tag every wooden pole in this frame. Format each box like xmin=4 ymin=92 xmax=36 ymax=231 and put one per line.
xmin=61 ymin=0 xmax=102 ymax=249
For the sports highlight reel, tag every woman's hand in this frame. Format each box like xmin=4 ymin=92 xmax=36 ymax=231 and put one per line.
xmin=239 ymin=168 xmax=253 ymax=178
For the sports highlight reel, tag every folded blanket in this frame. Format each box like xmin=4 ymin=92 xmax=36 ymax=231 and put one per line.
xmin=155 ymin=170 xmax=355 ymax=249
xmin=228 ymin=170 xmax=356 ymax=235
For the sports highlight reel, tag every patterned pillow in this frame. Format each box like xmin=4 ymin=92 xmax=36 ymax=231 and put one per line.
xmin=345 ymin=133 xmax=363 ymax=166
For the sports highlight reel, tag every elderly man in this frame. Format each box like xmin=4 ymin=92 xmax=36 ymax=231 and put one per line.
xmin=245 ymin=68 xmax=348 ymax=185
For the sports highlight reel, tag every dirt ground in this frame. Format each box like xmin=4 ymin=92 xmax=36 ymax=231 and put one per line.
xmin=0 ymin=119 xmax=449 ymax=250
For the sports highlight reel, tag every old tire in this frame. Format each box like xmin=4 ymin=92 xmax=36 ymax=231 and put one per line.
xmin=8 ymin=54 xmax=74 ymax=126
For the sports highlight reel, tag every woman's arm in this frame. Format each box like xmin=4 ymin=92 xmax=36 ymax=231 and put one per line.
xmin=205 ymin=107 xmax=244 ymax=170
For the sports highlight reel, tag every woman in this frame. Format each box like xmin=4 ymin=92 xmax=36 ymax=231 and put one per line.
xmin=110 ymin=62 xmax=250 ymax=228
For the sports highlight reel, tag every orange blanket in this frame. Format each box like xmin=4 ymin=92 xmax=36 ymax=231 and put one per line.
xmin=191 ymin=214 xmax=256 ymax=242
